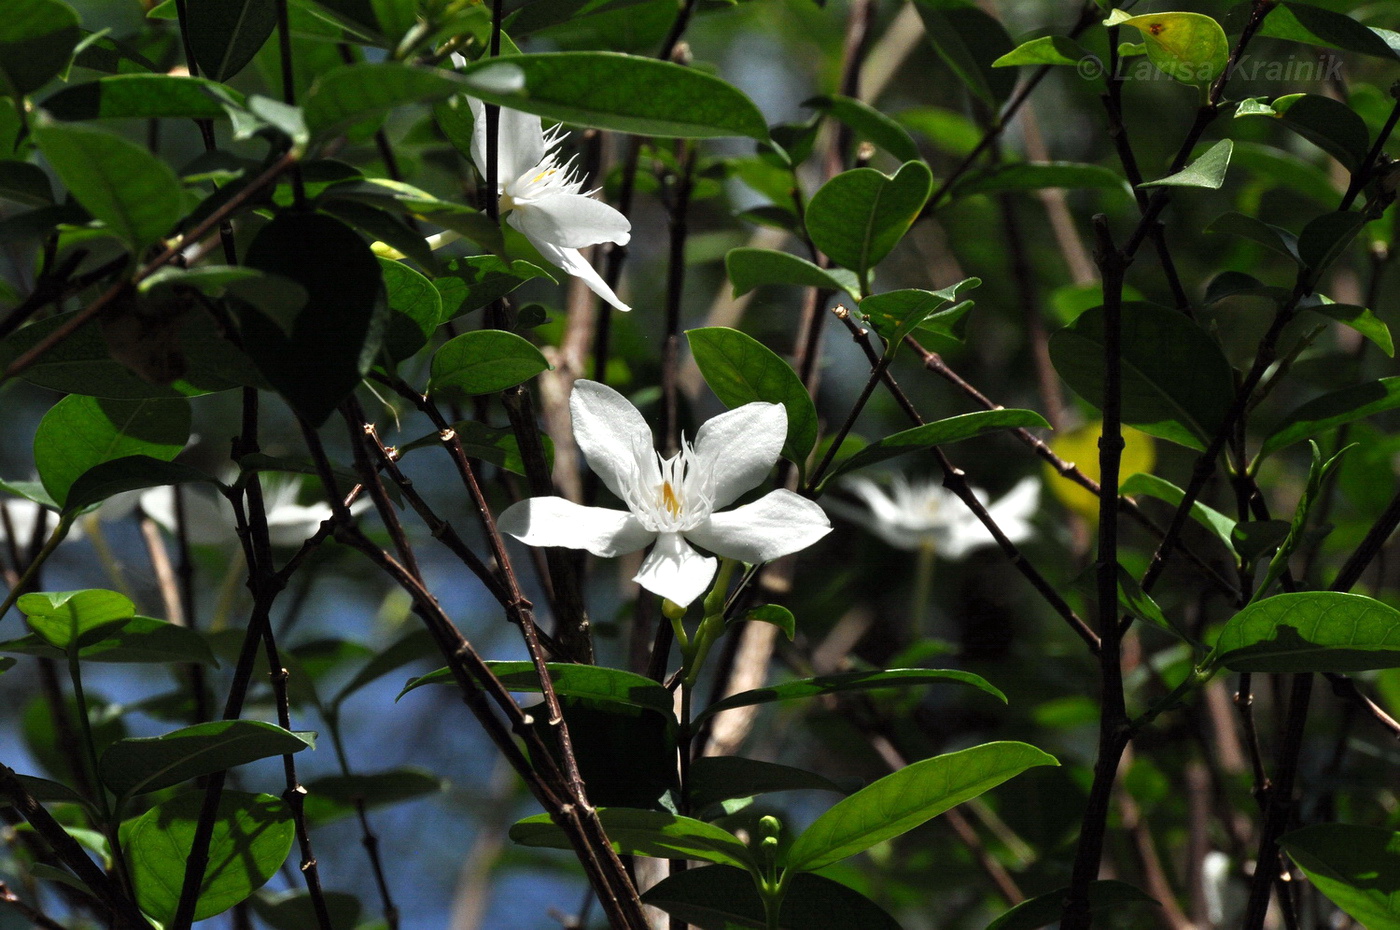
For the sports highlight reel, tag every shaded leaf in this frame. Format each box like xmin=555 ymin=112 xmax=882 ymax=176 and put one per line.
xmin=805 ymin=94 xmax=920 ymax=163
xmin=1281 ymin=824 xmax=1400 ymax=929
xmin=0 ymin=0 xmax=81 ymax=97
xmin=1298 ymin=210 xmax=1368 ymax=272
xmin=18 ymin=589 xmax=135 ymax=651
xmin=725 ymin=248 xmax=860 ymax=302
xmin=913 ymin=0 xmax=1016 ymax=107
xmin=688 ymin=757 xmax=843 ymax=812
xmin=442 ymin=255 xmax=555 ymax=315
xmin=822 ymin=409 xmax=1049 ymax=488
xmin=952 ymin=162 xmax=1132 ymax=199
xmin=332 ymin=628 xmax=438 ymax=706
xmin=187 ymin=0 xmax=276 ymax=81
xmin=859 ymin=279 xmax=979 ymax=346
xmin=101 ymin=720 xmax=313 ymax=797
xmin=986 ymin=880 xmax=1159 ymax=930
xmin=1260 ymin=377 xmax=1400 ymax=458
xmin=742 ymin=605 xmax=795 ymax=641
xmin=1267 ymin=94 xmax=1371 ymax=171
xmin=304 ymin=63 xmax=479 ymax=140
xmin=400 ymin=660 xmax=675 ymax=718
xmin=1308 ymin=301 xmax=1393 ymax=357
xmin=1206 ymin=211 xmax=1300 ymax=262
xmin=697 ymin=668 xmax=1004 ymax=724
xmin=807 ymin=161 xmax=932 ymax=282
xmin=302 ymin=768 xmax=443 ymax=827
xmin=1250 ymin=3 xmax=1400 ymax=62
xmin=0 ymin=617 xmax=218 ymax=666
xmin=33 ymin=395 xmax=191 ymax=507
xmin=398 ymin=419 xmax=551 ymax=476
xmin=511 ymin=808 xmax=755 ymax=870
xmin=1121 ymin=472 xmax=1236 ymax=553
xmin=643 ymin=865 xmax=902 ymax=930
xmin=1212 ymin=592 xmax=1400 ymax=673
xmin=43 ymin=75 xmax=237 ymax=120
xmin=65 ymin=456 xmax=216 ymax=514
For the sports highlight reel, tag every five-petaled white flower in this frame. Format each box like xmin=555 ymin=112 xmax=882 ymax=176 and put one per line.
xmin=838 ymin=474 xmax=1040 ymax=559
xmin=467 ymin=99 xmax=632 ymax=312
xmin=498 ymin=380 xmax=832 ymax=607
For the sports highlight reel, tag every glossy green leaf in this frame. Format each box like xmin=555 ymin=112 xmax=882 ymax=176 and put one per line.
xmin=101 ymin=720 xmax=313 ymax=798
xmin=302 ymin=768 xmax=444 ymax=826
xmin=398 ymin=419 xmax=550 ymax=476
xmin=1119 ymin=12 xmax=1228 ymax=88
xmin=1250 ymin=3 xmax=1400 ymax=62
xmin=807 ymin=161 xmax=932 ymax=282
xmin=305 ymin=63 xmax=479 ymax=140
xmin=1267 ymin=94 xmax=1371 ymax=171
xmin=511 ymin=808 xmax=755 ymax=870
xmin=687 ymin=326 xmax=818 ymax=468
xmin=1049 ymin=303 xmax=1234 ymax=451
xmin=1261 ymin=378 xmax=1400 ymax=458
xmin=18 ymin=589 xmax=135 ymax=651
xmin=822 ymin=409 xmax=1049 ymax=487
xmin=380 ymin=258 xmax=445 ymax=362
xmin=457 ymin=52 xmax=769 ymax=139
xmin=0 ymin=0 xmax=81 ymax=97
xmin=992 ymin=35 xmax=1092 ymax=68
xmin=697 ymin=668 xmax=1005 ymax=724
xmin=859 ymin=279 xmax=979 ymax=346
xmin=643 ymin=865 xmax=902 ymax=930
xmin=43 ymin=74 xmax=238 ymax=120
xmin=986 ymin=880 xmax=1159 ymax=930
xmin=239 ymin=212 xmax=387 ymax=425
xmin=1140 ymin=139 xmax=1233 ymax=189
xmin=429 ymin=329 xmax=550 ymax=397
xmin=122 ymin=790 xmax=294 ymax=923
xmin=323 ymin=200 xmax=436 ymax=271
xmin=1298 ymin=210 xmax=1368 ymax=272
xmin=400 ymin=661 xmax=674 ymax=718
xmin=442 ymin=255 xmax=554 ymax=315
xmin=1121 ymin=472 xmax=1235 ymax=553
xmin=32 ymin=119 xmax=183 ymax=253
xmin=186 ymin=0 xmax=276 ymax=81
xmin=0 ymin=616 xmax=218 ymax=666
xmin=1308 ymin=302 xmax=1393 ymax=357
xmin=913 ymin=0 xmax=1016 ymax=107
xmin=725 ymin=248 xmax=860 ymax=302
xmin=1281 ymin=824 xmax=1400 ymax=928
xmin=805 ymin=95 xmax=920 ymax=163
xmin=785 ymin=741 xmax=1057 ymax=872
xmin=952 ymin=162 xmax=1132 ymax=199
xmin=742 ymin=604 xmax=795 ymax=641
xmin=1211 ymin=592 xmax=1400 ymax=673
xmin=1206 ymin=211 xmax=1300 ymax=262
xmin=688 ymin=757 xmax=843 ymax=811
xmin=34 ymin=395 xmax=190 ymax=508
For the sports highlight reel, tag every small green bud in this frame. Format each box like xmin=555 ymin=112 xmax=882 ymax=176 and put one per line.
xmin=662 ymin=599 xmax=687 ymax=621
xmin=759 ymin=815 xmax=782 ymax=839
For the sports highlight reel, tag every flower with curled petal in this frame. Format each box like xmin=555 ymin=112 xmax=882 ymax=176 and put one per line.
xmin=467 ymin=99 xmax=631 ymax=312
xmin=498 ymin=380 xmax=832 ymax=606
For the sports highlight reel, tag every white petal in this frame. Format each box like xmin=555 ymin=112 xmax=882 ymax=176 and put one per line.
xmin=509 ymin=193 xmax=631 ymax=250
xmin=685 ymin=490 xmax=831 ymax=563
xmin=633 ymin=532 xmax=716 ymax=607
xmin=139 ymin=487 xmax=233 ymax=546
xmin=692 ymin=403 xmax=787 ymax=509
xmin=467 ymin=98 xmax=546 ymax=188
xmin=823 ymin=495 xmax=921 ymax=551
xmin=499 ymin=497 xmax=653 ymax=557
xmin=0 ymin=499 xmax=66 ymax=544
xmin=569 ymin=380 xmax=654 ymax=502
xmin=986 ymin=477 xmax=1040 ymax=544
xmin=526 ymin=236 xmax=630 ymax=312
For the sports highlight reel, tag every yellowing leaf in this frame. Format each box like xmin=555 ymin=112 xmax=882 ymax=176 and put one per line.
xmin=1046 ymin=422 xmax=1156 ymax=522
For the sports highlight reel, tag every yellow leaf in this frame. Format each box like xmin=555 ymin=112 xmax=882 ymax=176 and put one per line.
xmin=1045 ymin=422 xmax=1156 ymax=522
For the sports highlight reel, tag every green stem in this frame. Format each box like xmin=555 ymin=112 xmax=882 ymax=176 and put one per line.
xmin=911 ymin=541 xmax=936 ymax=640
xmin=66 ymin=652 xmax=134 ymax=897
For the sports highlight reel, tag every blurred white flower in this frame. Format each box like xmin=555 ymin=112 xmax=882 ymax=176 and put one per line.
xmin=498 ymin=380 xmax=831 ymax=606
xmin=837 ymin=474 xmax=1040 ymax=559
xmin=466 ymin=98 xmax=632 ymax=312
xmin=0 ymin=498 xmax=74 ymax=546
xmin=140 ymin=478 xmax=366 ymax=548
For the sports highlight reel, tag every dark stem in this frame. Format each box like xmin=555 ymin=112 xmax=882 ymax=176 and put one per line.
xmin=658 ymin=142 xmax=696 ymax=456
xmin=273 ymin=0 xmax=305 ymax=207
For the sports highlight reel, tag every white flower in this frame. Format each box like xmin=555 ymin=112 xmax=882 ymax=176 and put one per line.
xmin=498 ymin=380 xmax=832 ymax=606
xmin=838 ymin=474 xmax=1040 ymax=559
xmin=467 ymin=99 xmax=632 ymax=312
xmin=141 ymin=478 xmax=366 ymax=548
xmin=0 ymin=498 xmax=76 ymax=545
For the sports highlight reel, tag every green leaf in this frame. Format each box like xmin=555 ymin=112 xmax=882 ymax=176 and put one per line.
xmin=1230 ymin=140 xmax=1342 ymax=207
xmin=304 ymin=63 xmax=479 ymax=140
xmin=1119 ymin=12 xmax=1229 ymax=88
xmin=1139 ymin=139 xmax=1233 ymax=189
xmin=380 ymin=258 xmax=446 ymax=362
xmin=1206 ymin=211 xmax=1300 ymax=262
xmin=1232 ymin=520 xmax=1291 ymax=567
xmin=986 ymin=880 xmax=1159 ymax=930
xmin=805 ymin=95 xmax=920 ymax=163
xmin=18 ymin=589 xmax=135 ymax=651
xmin=400 ymin=661 xmax=675 ymax=718
xmin=688 ymin=757 xmax=843 ymax=811
xmin=510 ymin=808 xmax=755 ymax=870
xmin=1298 ymin=210 xmax=1368 ymax=272
xmin=398 ymin=419 xmax=551 ymax=476
xmin=785 ymin=741 xmax=1057 ymax=872
xmin=457 ymin=52 xmax=769 ymax=140
xmin=725 ymin=248 xmax=860 ymax=302
xmin=1115 ymin=564 xmax=1185 ymax=642
xmin=330 ymin=629 xmax=438 ymax=707
xmin=1281 ymin=824 xmax=1400 ymax=929
xmin=1261 ymin=377 xmax=1400 ymax=458
xmin=1308 ymin=301 xmax=1393 ymax=357
xmin=951 ymin=162 xmax=1133 ymax=199
xmin=687 ymin=326 xmax=819 ymax=466
xmin=122 ymin=790 xmax=295 ymax=923
xmin=913 ymin=0 xmax=1016 ymax=107
xmin=0 ymin=160 xmax=53 ymax=205
xmin=64 ymin=456 xmax=216 ymax=514
xmin=322 ymin=201 xmax=436 ymax=271
xmin=806 ymin=161 xmax=932 ymax=282
xmin=992 ymin=35 xmax=1092 ymax=68
xmin=696 ymin=668 xmax=1005 ymax=724
xmin=858 ymin=279 xmax=979 ymax=346
xmin=252 ymin=889 xmax=363 ymax=930
xmin=43 ymin=74 xmax=239 ymax=120
xmin=742 ymin=604 xmax=795 ymax=641
xmin=1250 ymin=3 xmax=1400 ymax=62
xmin=1121 ymin=472 xmax=1236 ymax=553
xmin=1049 ymin=302 xmax=1234 ymax=451
xmin=302 ymin=768 xmax=444 ymax=827
xmin=1265 ymin=94 xmax=1371 ymax=172
xmin=0 ymin=0 xmax=81 ymax=97
xmin=822 ymin=409 xmax=1049 ymax=487
xmin=101 ymin=720 xmax=313 ymax=798
xmin=186 ymin=0 xmax=276 ymax=81
xmin=643 ymin=865 xmax=902 ymax=930
xmin=1211 ymin=592 xmax=1400 ymax=673
xmin=442 ymin=255 xmax=555 ymax=315
xmin=0 ymin=617 xmax=218 ymax=666
xmin=0 ymin=656 xmax=12 ymax=676
xmin=32 ymin=118 xmax=184 ymax=253
xmin=239 ymin=212 xmax=388 ymax=426
xmin=429 ymin=329 xmax=550 ymax=398
xmin=34 ymin=395 xmax=190 ymax=508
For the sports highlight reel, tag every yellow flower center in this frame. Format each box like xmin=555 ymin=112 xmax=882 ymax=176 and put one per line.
xmin=662 ymin=481 xmax=682 ymax=516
